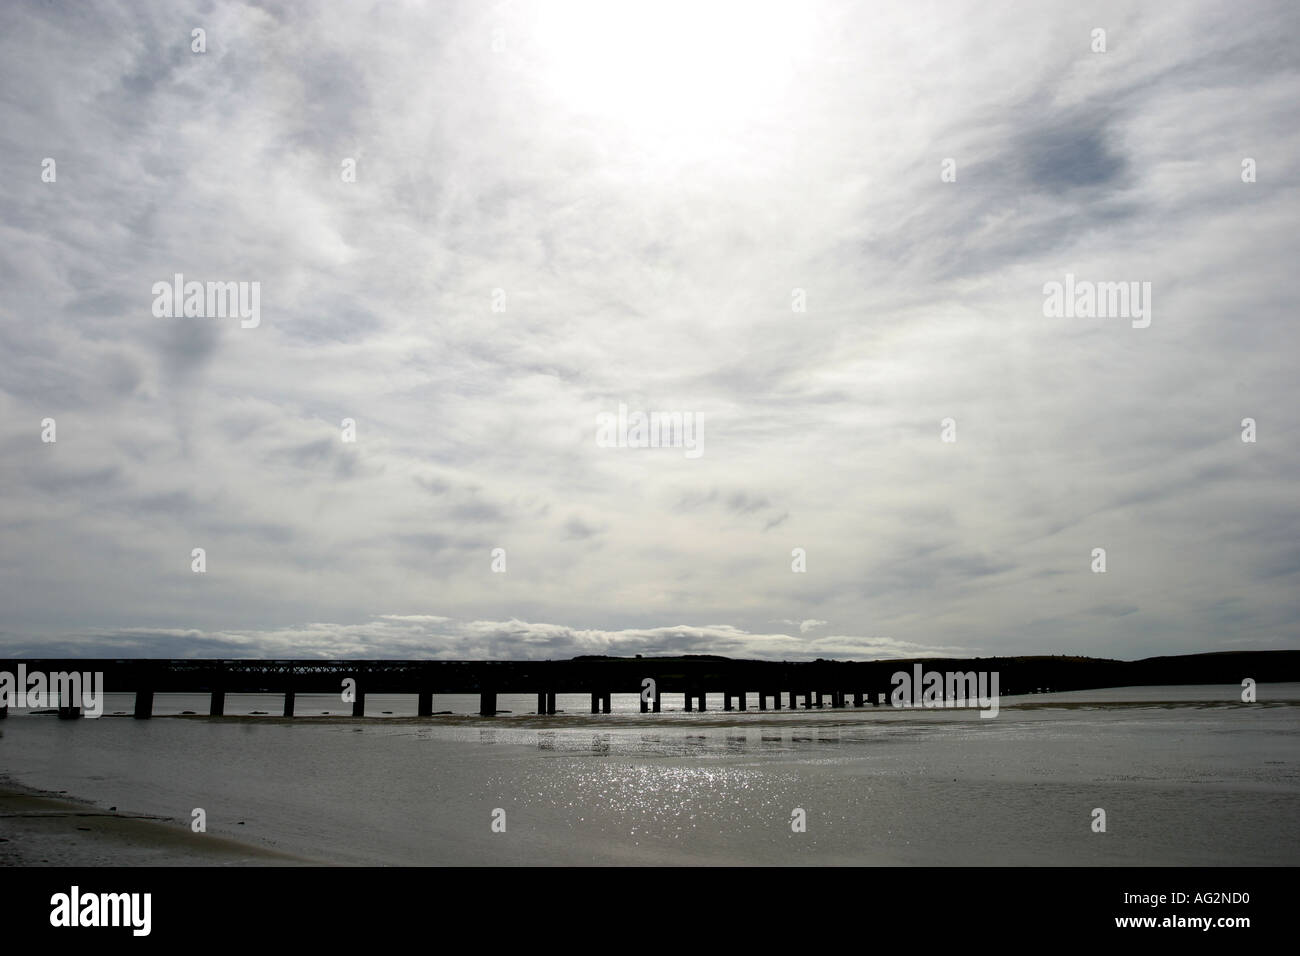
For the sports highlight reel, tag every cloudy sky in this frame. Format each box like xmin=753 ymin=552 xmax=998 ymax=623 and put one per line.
xmin=1 ymin=0 xmax=1297 ymax=662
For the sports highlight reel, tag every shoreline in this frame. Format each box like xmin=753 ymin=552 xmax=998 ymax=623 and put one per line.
xmin=0 ymin=777 xmax=321 ymax=867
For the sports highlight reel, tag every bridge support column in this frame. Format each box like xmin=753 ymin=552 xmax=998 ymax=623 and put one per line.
xmin=652 ymin=689 xmax=661 ymax=713
xmin=815 ymin=691 xmax=824 ymax=709
xmin=480 ymin=691 xmax=497 ymax=716
xmin=210 ymin=690 xmax=225 ymax=717
xmin=591 ymin=692 xmax=600 ymax=714
xmin=57 ymin=685 xmax=81 ymax=719
xmin=352 ymin=688 xmax=366 ymax=717
xmin=724 ymin=693 xmax=733 ymax=711
xmin=854 ymin=692 xmax=864 ymax=707
xmin=602 ymin=692 xmax=611 ymax=714
xmin=640 ymin=693 xmax=648 ymax=713
xmin=773 ymin=691 xmax=781 ymax=711
xmin=789 ymin=691 xmax=798 ymax=709
xmin=547 ymin=691 xmax=556 ymax=714
xmin=758 ymin=692 xmax=767 ymax=710
xmin=538 ymin=692 xmax=548 ymax=715
xmin=738 ymin=692 xmax=747 ymax=711
xmin=283 ymin=690 xmax=296 ymax=718
xmin=134 ymin=689 xmax=154 ymax=719
xmin=697 ymin=693 xmax=706 ymax=712
xmin=418 ymin=691 xmax=433 ymax=717
xmin=684 ymin=693 xmax=693 ymax=712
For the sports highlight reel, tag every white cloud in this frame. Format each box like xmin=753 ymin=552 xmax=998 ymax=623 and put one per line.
xmin=1 ymin=0 xmax=1296 ymax=661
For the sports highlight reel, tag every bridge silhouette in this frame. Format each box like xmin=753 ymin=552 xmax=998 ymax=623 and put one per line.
xmin=2 ymin=651 xmax=1293 ymax=719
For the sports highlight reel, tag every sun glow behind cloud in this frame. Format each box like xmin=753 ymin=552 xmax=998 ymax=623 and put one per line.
xmin=524 ymin=1 xmax=815 ymax=163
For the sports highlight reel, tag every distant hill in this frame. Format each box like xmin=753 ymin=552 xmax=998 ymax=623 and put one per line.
xmin=567 ymin=649 xmax=1300 ymax=693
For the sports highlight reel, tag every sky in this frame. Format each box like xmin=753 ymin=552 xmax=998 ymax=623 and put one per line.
xmin=0 ymin=0 xmax=1297 ymax=662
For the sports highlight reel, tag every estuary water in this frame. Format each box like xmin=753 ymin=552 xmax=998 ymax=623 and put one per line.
xmin=1 ymin=684 xmax=1297 ymax=865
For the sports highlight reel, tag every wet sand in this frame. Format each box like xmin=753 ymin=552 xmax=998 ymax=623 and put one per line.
xmin=0 ymin=778 xmax=318 ymax=866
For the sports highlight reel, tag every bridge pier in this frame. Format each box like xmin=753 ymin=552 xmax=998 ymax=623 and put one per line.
xmin=591 ymin=692 xmax=600 ymax=714
xmin=854 ymin=691 xmax=864 ymax=707
xmin=815 ymin=691 xmax=824 ymax=709
xmin=284 ymin=690 xmax=296 ymax=718
xmin=758 ymin=692 xmax=767 ymax=710
xmin=724 ymin=692 xmax=733 ymax=711
xmin=539 ymin=692 xmax=548 ymax=715
xmin=418 ymin=690 xmax=433 ymax=717
xmin=134 ymin=688 xmax=154 ymax=719
xmin=684 ymin=693 xmax=692 ymax=713
xmin=210 ymin=690 xmax=225 ymax=717
xmin=602 ymin=692 xmax=611 ymax=714
xmin=480 ymin=691 xmax=497 ymax=716
xmin=773 ymin=691 xmax=781 ymax=710
xmin=352 ymin=688 xmax=366 ymax=717
xmin=547 ymin=691 xmax=557 ymax=714
xmin=652 ymin=688 xmax=661 ymax=713
xmin=789 ymin=690 xmax=798 ymax=709
xmin=57 ymin=684 xmax=81 ymax=719
xmin=738 ymin=692 xmax=747 ymax=711
xmin=832 ymin=691 xmax=844 ymax=709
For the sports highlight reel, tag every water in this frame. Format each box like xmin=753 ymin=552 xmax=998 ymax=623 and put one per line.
xmin=2 ymin=684 xmax=1297 ymax=865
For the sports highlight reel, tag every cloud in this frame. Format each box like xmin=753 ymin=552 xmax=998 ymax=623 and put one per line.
xmin=777 ymin=619 xmax=829 ymax=634
xmin=0 ymin=616 xmax=968 ymax=662
xmin=0 ymin=0 xmax=1296 ymax=661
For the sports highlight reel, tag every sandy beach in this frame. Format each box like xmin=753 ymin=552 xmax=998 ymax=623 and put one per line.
xmin=0 ymin=778 xmax=316 ymax=867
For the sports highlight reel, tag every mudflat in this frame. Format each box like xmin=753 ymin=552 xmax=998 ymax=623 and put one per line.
xmin=0 ymin=779 xmax=317 ymax=866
